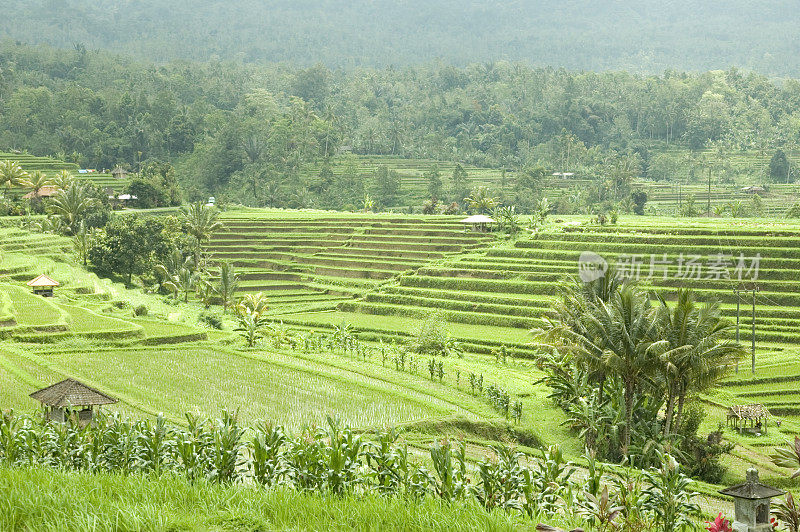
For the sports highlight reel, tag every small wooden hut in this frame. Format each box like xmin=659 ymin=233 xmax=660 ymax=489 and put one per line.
xmin=727 ymin=404 xmax=771 ymax=434
xmin=26 ymin=274 xmax=59 ymax=297
xmin=22 ymin=186 xmax=59 ymax=200
xmin=30 ymin=379 xmax=117 ymax=425
xmin=460 ymin=214 xmax=496 ymax=232
xmin=111 ymin=166 xmax=128 ymax=180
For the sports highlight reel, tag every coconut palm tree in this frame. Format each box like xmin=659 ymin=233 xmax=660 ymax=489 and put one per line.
xmin=181 ymin=201 xmax=223 ymax=260
xmin=464 ymin=186 xmax=497 ymax=214
xmin=655 ymin=290 xmax=744 ymax=435
xmin=48 ymin=181 xmax=97 ymax=234
xmin=20 ymin=170 xmax=53 ymax=199
xmin=72 ymin=220 xmax=91 ymax=266
xmin=52 ymin=169 xmax=75 ymax=191
xmin=237 ymin=291 xmax=269 ymax=318
xmin=599 ymin=285 xmax=661 ymax=457
xmin=217 ymin=261 xmax=239 ymax=312
xmin=536 ymin=282 xmax=660 ymax=457
xmin=0 ymin=160 xmax=28 ymax=194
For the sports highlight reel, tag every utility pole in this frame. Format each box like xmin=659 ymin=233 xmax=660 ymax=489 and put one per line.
xmin=707 ymin=167 xmax=712 ymax=217
xmin=734 ymin=288 xmax=740 ymax=373
xmin=752 ymin=287 xmax=758 ymax=374
xmin=734 ymin=286 xmax=759 ymax=374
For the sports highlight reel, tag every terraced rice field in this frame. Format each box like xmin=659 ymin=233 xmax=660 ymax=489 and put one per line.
xmin=0 ymin=151 xmax=129 ymax=193
xmin=209 ymin=213 xmax=800 ymax=361
xmin=0 ymin=229 xmax=207 ymax=345
xmin=209 ymin=211 xmax=493 ymax=314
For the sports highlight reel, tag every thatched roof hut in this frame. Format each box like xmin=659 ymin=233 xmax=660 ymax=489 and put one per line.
xmin=30 ymin=379 xmax=117 ymax=424
xmin=26 ymin=274 xmax=59 ymax=297
xmin=727 ymin=404 xmax=771 ymax=434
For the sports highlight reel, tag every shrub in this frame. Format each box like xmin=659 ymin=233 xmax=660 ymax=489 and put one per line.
xmin=199 ymin=311 xmax=223 ymax=329
xmin=133 ymin=304 xmax=148 ymax=317
xmin=409 ymin=313 xmax=461 ymax=357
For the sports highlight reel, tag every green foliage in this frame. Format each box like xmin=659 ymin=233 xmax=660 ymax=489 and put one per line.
xmin=773 ymin=492 xmax=800 ymax=532
xmin=89 ymin=215 xmax=175 ymax=285
xmin=630 ymin=191 xmax=647 ymax=215
xmin=217 ymin=262 xmax=239 ymax=312
xmin=464 ymin=187 xmax=497 ymax=215
xmin=47 ymin=181 xmax=98 ymax=235
xmin=410 ymin=314 xmax=461 ymax=357
xmin=641 ymin=453 xmax=700 ymax=532
xmin=235 ymin=310 xmax=270 ymax=347
xmin=770 ymin=149 xmax=791 ymax=182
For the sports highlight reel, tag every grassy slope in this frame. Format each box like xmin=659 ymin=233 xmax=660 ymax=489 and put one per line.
xmin=0 ymin=467 xmax=573 ymax=532
xmin=2 ymin=213 xmax=800 ymax=513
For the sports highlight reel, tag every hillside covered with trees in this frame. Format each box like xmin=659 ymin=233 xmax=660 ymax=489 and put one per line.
xmin=3 ymin=41 xmax=800 ymax=209
xmin=6 ymin=0 xmax=800 ymax=76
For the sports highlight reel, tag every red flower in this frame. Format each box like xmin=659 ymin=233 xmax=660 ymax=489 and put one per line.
xmin=705 ymin=513 xmax=732 ymax=532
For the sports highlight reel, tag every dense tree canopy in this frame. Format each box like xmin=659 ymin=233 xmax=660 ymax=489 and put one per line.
xmin=3 ymin=42 xmax=800 ymax=208
xmin=5 ymin=1 xmax=800 ymax=76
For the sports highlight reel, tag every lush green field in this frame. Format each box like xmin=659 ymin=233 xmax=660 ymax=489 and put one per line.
xmin=5 ymin=211 xmax=800 ymax=521
xmin=0 ymin=151 xmax=129 ymax=194
xmin=1 ymin=466 xmax=565 ymax=532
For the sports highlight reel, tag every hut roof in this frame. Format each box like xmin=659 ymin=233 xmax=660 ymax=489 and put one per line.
xmin=22 ymin=186 xmax=59 ymax=199
xmin=26 ymin=274 xmax=60 ymax=288
xmin=727 ymin=404 xmax=770 ymax=420
xmin=719 ymin=468 xmax=784 ymax=500
xmin=460 ymin=214 xmax=496 ymax=224
xmin=30 ymin=379 xmax=117 ymax=408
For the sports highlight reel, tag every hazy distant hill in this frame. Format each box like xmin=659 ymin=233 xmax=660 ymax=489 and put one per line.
xmin=4 ymin=0 xmax=800 ymax=75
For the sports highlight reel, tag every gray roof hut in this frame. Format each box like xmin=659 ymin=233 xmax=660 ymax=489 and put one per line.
xmin=30 ymin=378 xmax=117 ymax=425
xmin=460 ymin=214 xmax=496 ymax=232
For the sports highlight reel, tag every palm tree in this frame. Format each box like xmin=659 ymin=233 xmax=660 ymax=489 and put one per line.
xmin=464 ymin=186 xmax=497 ymax=214
xmin=72 ymin=220 xmax=91 ymax=266
xmin=237 ymin=291 xmax=269 ymax=318
xmin=181 ymin=202 xmax=223 ymax=260
xmin=536 ymin=282 xmax=660 ymax=457
xmin=235 ymin=309 xmax=271 ymax=348
xmin=217 ymin=261 xmax=239 ymax=312
xmin=0 ymin=160 xmax=28 ymax=194
xmin=20 ymin=170 xmax=52 ymax=199
xmin=49 ymin=181 xmax=97 ymax=234
xmin=52 ymin=169 xmax=75 ymax=191
xmin=655 ymin=290 xmax=744 ymax=435
xmin=601 ymin=286 xmax=661 ymax=457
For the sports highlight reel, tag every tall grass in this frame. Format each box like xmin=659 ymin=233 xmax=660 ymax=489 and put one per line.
xmin=0 ymin=465 xmax=558 ymax=531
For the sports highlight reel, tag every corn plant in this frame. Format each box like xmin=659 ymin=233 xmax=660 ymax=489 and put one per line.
xmin=512 ymin=401 xmax=523 ymax=423
xmin=641 ymin=453 xmax=700 ymax=532
xmin=175 ymin=413 xmax=212 ymax=482
xmin=364 ymin=427 xmax=410 ymax=496
xmin=323 ymin=416 xmax=365 ymax=495
xmin=429 ymin=438 xmax=469 ymax=501
xmin=136 ymin=415 xmax=175 ymax=476
xmin=286 ymin=427 xmax=327 ymax=492
xmin=476 ymin=446 xmax=525 ymax=511
xmin=252 ymin=422 xmax=288 ymax=487
xmin=208 ymin=410 xmax=245 ymax=484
